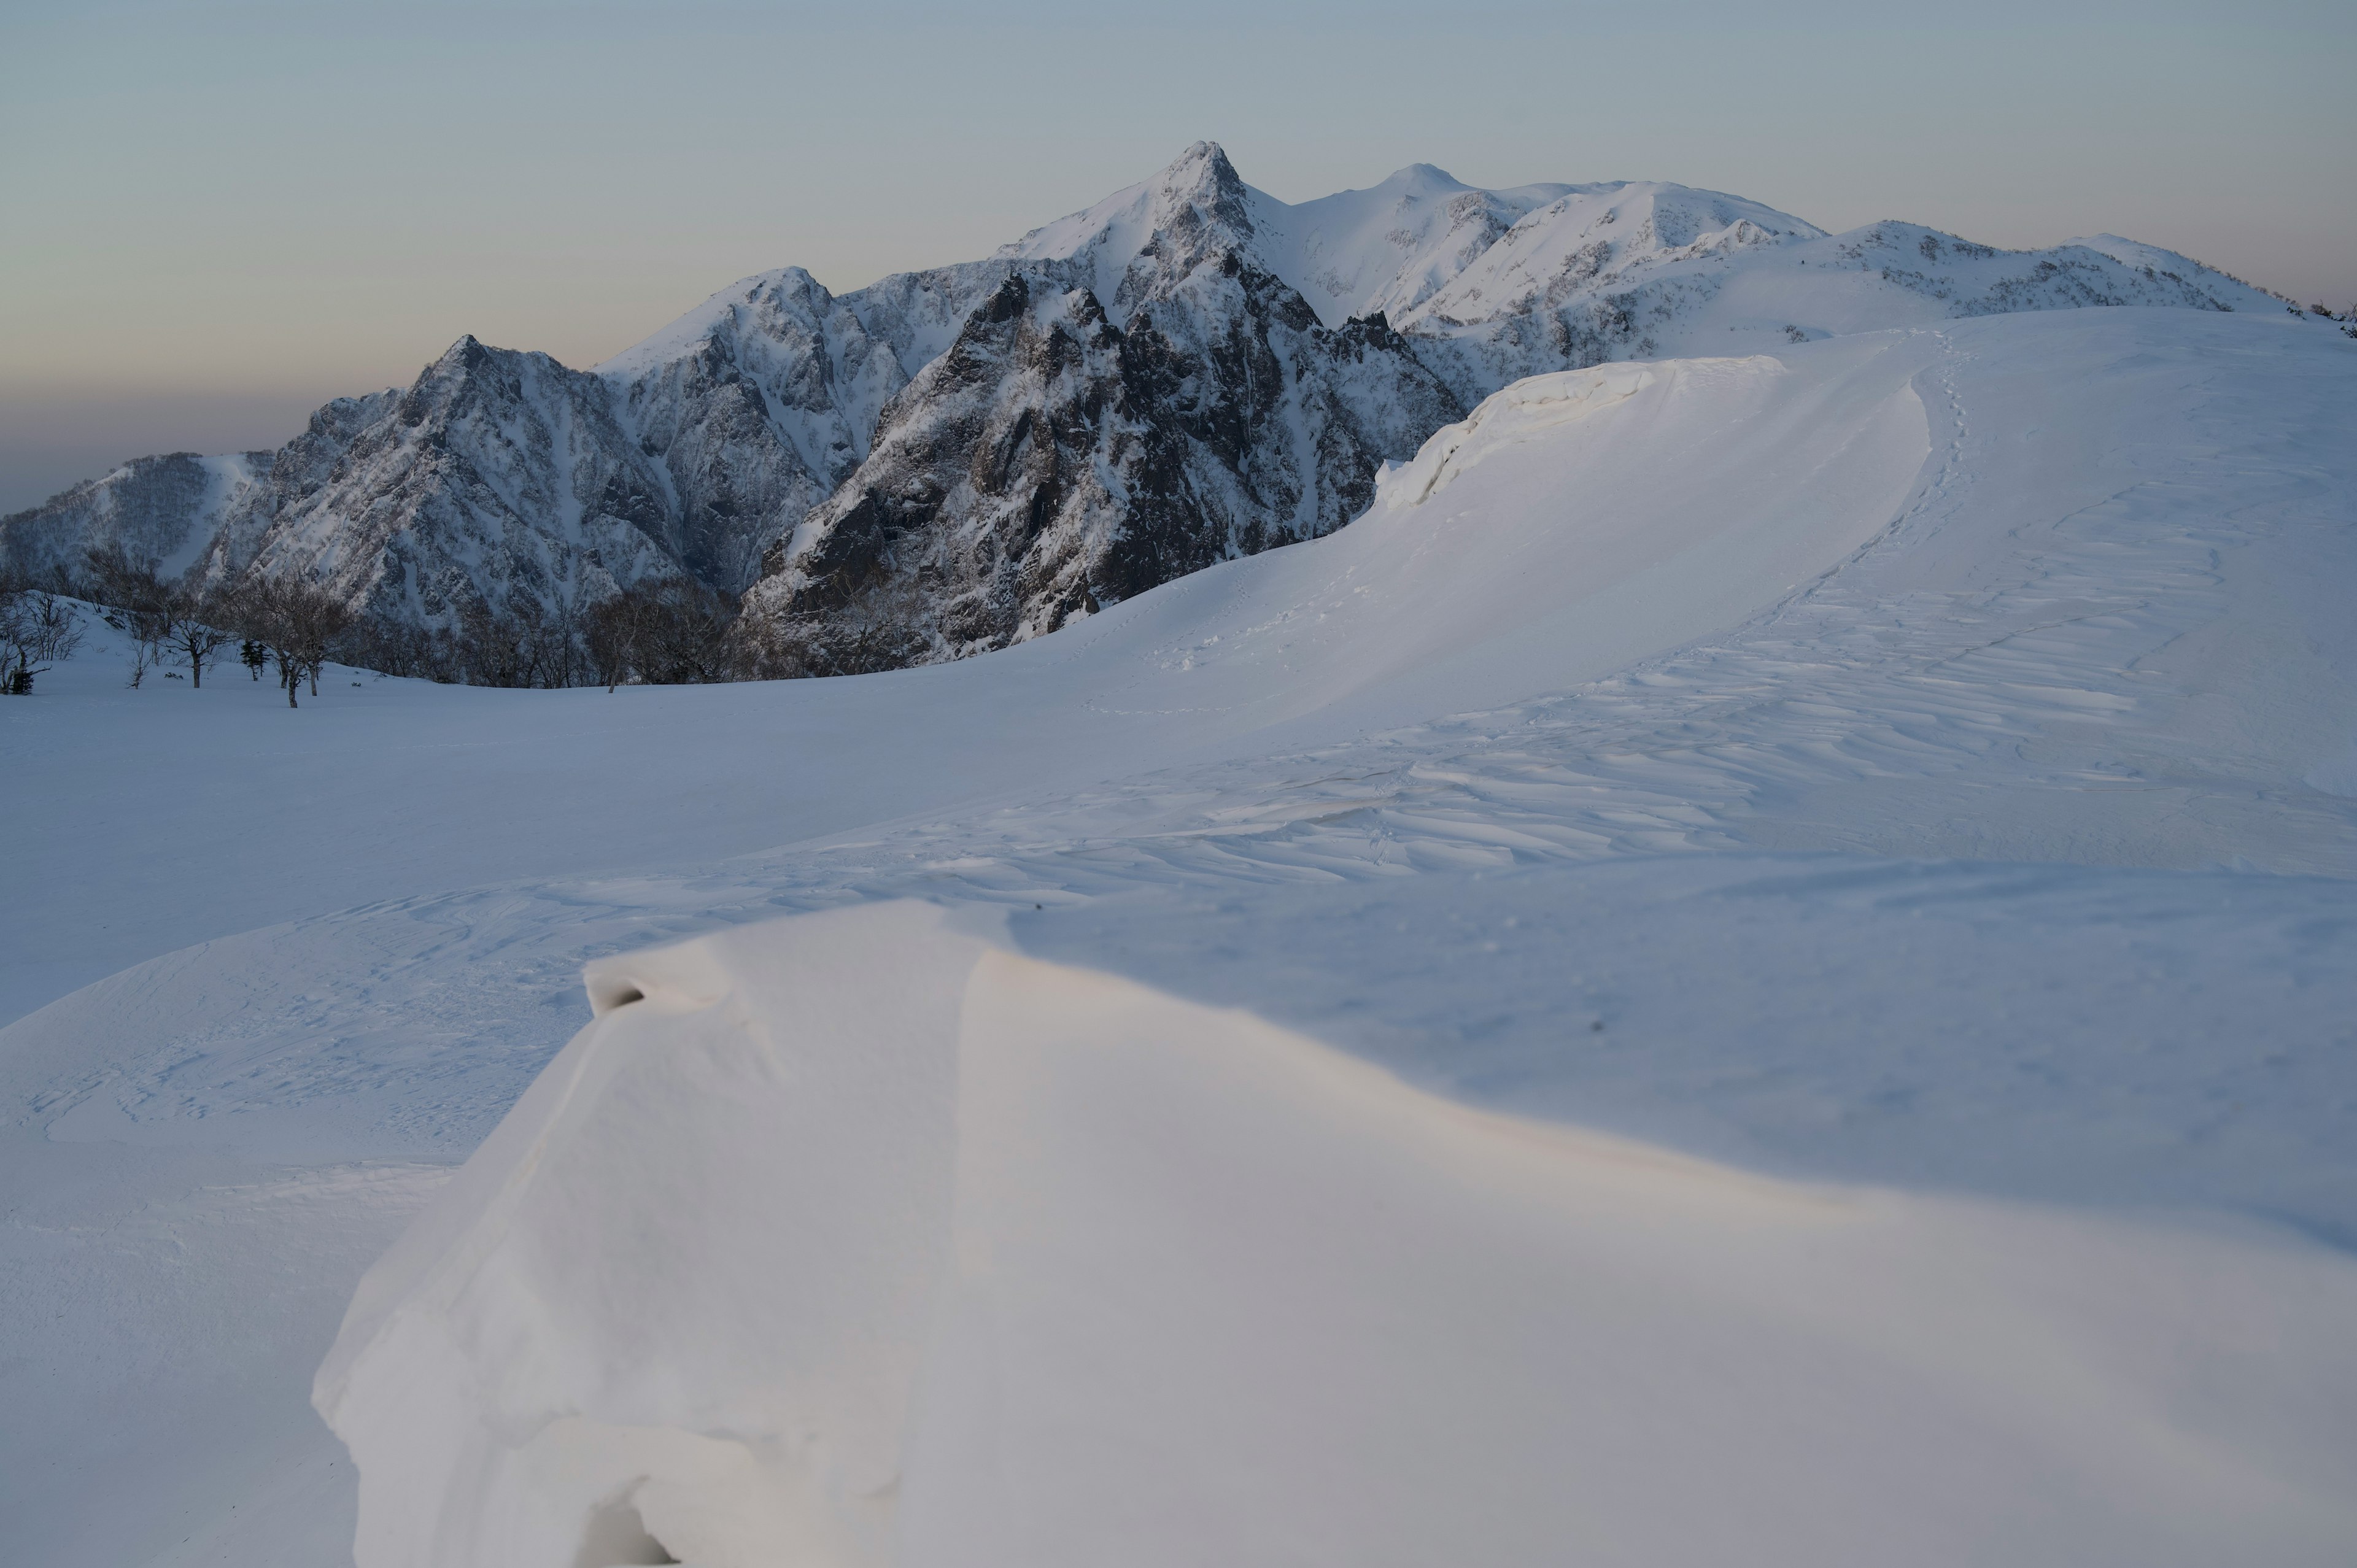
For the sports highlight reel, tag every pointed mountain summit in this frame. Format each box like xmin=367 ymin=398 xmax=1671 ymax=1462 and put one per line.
xmin=997 ymin=141 xmax=1260 ymax=324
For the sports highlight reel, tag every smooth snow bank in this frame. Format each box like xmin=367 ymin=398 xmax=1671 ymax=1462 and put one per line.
xmin=1046 ymin=330 xmax=1927 ymax=732
xmin=319 ymin=902 xmax=2357 ymax=1568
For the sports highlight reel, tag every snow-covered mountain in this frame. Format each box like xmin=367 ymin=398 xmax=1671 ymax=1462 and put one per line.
xmin=988 ymin=143 xmax=2277 ymax=401
xmin=0 ymin=144 xmax=2287 ymax=663
xmin=1 ymin=449 xmax=276 ymax=586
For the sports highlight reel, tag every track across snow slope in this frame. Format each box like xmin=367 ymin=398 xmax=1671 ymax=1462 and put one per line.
xmin=3 ymin=308 xmax=2353 ymax=1565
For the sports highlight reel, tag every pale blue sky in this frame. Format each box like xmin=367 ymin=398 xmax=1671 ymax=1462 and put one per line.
xmin=4 ymin=0 xmax=2351 ymax=511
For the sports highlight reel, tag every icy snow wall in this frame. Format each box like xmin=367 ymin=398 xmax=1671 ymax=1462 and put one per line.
xmin=317 ymin=902 xmax=2357 ymax=1568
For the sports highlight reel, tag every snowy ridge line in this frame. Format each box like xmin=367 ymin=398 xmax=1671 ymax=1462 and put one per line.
xmin=313 ymin=901 xmax=2357 ymax=1568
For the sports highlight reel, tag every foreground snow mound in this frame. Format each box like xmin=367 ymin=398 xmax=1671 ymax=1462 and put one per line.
xmin=318 ymin=902 xmax=2357 ymax=1568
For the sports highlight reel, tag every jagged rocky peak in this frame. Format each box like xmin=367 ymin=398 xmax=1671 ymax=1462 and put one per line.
xmin=745 ymin=231 xmax=1467 ymax=674
xmin=1001 ymin=141 xmax=1253 ymax=257
xmin=598 ymin=266 xmax=840 ymax=388
xmin=398 ymin=334 xmax=532 ymax=423
xmin=996 ymin=141 xmax=1258 ymax=325
xmin=209 ymin=332 xmax=686 ymax=626
xmin=751 ymin=273 xmax=1133 ymax=661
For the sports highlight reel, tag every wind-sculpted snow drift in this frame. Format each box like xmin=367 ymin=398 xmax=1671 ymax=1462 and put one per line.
xmin=319 ymin=902 xmax=2357 ymax=1568
xmin=1 ymin=144 xmax=2294 ymax=668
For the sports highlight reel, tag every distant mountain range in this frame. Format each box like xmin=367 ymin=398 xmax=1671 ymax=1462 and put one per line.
xmin=0 ymin=142 xmax=2288 ymax=670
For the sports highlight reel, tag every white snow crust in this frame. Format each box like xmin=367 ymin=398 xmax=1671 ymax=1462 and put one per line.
xmin=6 ymin=307 xmax=2356 ymax=1566
xmin=316 ymin=902 xmax=2357 ymax=1568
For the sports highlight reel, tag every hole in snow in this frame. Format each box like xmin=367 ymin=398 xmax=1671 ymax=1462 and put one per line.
xmin=586 ymin=973 xmax=648 ymax=1013
xmin=574 ymin=1496 xmax=678 ymax=1567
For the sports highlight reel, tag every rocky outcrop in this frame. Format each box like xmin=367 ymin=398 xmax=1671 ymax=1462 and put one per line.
xmin=749 ymin=255 xmax=1463 ymax=663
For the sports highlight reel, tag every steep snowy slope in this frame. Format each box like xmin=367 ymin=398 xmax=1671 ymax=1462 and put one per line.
xmin=993 ymin=144 xmax=1811 ymax=335
xmin=0 ymin=450 xmax=274 ymax=583
xmin=209 ymin=341 xmax=681 ymax=620
xmin=1245 ymin=163 xmax=1592 ymax=323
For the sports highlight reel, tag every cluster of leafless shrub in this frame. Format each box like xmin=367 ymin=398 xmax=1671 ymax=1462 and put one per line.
xmin=24 ymin=548 xmax=947 ymax=701
xmin=2295 ymin=301 xmax=2357 ymax=341
xmin=333 ymin=579 xmax=746 ymax=690
xmin=322 ymin=570 xmax=942 ymax=689
xmin=81 ymin=546 xmax=352 ymax=706
xmin=0 ymin=576 xmax=85 ymax=695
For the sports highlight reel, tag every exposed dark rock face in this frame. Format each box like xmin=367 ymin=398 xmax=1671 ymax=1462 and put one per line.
xmin=749 ymin=258 xmax=1462 ymax=660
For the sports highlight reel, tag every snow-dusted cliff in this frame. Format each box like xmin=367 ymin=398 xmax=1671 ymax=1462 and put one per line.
xmin=746 ymin=260 xmax=1460 ymax=666
xmin=0 ymin=143 xmax=2293 ymax=665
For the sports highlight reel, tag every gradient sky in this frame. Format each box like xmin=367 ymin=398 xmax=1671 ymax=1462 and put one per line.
xmin=4 ymin=0 xmax=2351 ymax=512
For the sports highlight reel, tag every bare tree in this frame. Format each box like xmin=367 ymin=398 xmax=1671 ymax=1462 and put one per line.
xmin=163 ymin=584 xmax=236 ymax=689
xmin=82 ymin=545 xmax=174 ymax=683
xmin=223 ymin=578 xmax=296 ymax=706
xmin=288 ymin=585 xmax=353 ymax=699
xmin=456 ymin=598 xmax=582 ymax=689
xmin=81 ymin=544 xmax=163 ymax=615
xmin=530 ymin=600 xmax=586 ymax=689
xmin=583 ymin=579 xmax=738 ymax=688
xmin=226 ymin=577 xmax=353 ymax=708
xmin=0 ymin=579 xmax=85 ymax=695
xmin=640 ymin=581 xmax=739 ymax=684
xmin=584 ymin=587 xmax=659 ymax=690
xmin=335 ymin=617 xmax=456 ymax=682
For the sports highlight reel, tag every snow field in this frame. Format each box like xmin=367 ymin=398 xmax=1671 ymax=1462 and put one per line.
xmin=2 ymin=306 xmax=2354 ymax=1564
